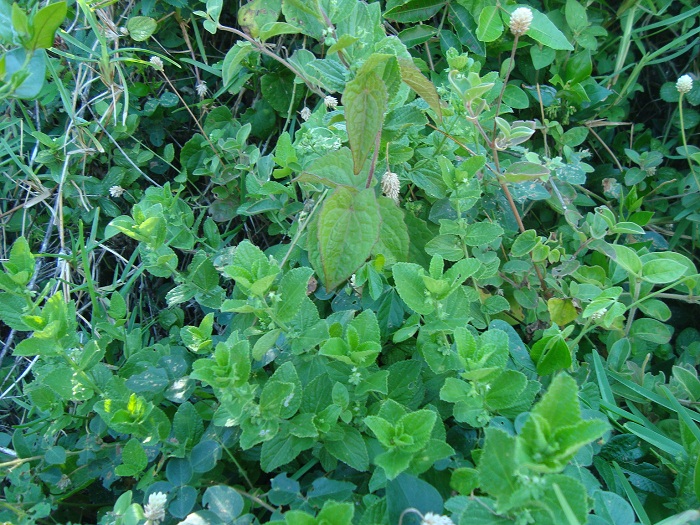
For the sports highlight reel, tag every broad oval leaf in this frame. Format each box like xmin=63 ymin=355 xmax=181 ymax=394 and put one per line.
xmin=476 ymin=5 xmax=503 ymax=42
xmin=127 ymin=16 xmax=157 ymax=41
xmin=316 ymin=187 xmax=381 ymax=290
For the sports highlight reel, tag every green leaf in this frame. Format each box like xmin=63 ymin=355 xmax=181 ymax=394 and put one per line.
xmin=259 ymin=21 xmax=301 ymax=41
xmin=547 ymin=298 xmax=578 ymax=326
xmin=565 ymin=0 xmax=588 ymax=33
xmin=464 ymin=222 xmax=504 ymax=246
xmin=507 ymin=6 xmax=574 ymax=51
xmin=630 ymin=318 xmax=673 ymax=344
xmin=274 ymin=267 xmax=314 ymax=323
xmin=45 ymin=445 xmax=66 ymax=465
xmin=261 ymin=71 xmax=297 ymax=115
xmin=479 ymin=427 xmax=520 ymax=501
xmin=324 ymin=424 xmax=369 ymax=471
xmin=298 ymin=147 xmax=365 ymax=189
xmin=384 ymin=0 xmax=446 ymax=23
xmin=173 ymin=402 xmax=203 ymax=450
xmin=387 ymin=474 xmax=444 ymax=525
xmin=373 ymin=197 xmax=410 ymax=264
xmin=502 ymin=161 xmax=550 ymax=183
xmin=127 ymin=16 xmax=157 ymax=41
xmin=237 ymin=0 xmax=281 ymax=39
xmin=27 ymin=1 xmax=67 ymax=50
xmin=448 ymin=3 xmax=485 ymax=55
xmin=281 ymin=0 xmax=325 ymax=38
xmin=343 ymin=70 xmax=388 ymax=174
xmin=531 ymin=334 xmax=572 ymax=376
xmin=315 ymin=187 xmax=381 ymax=290
xmin=397 ymin=58 xmax=442 ymax=121
xmin=610 ymin=244 xmax=642 ymax=275
xmin=191 ymin=440 xmax=221 ymax=473
xmin=116 ymin=438 xmax=147 ymax=476
xmin=476 ymin=6 xmax=503 ymax=43
xmin=511 ymin=229 xmax=540 ymax=257
xmin=641 ymin=256 xmax=689 ymax=284
xmin=260 ymin=433 xmax=313 ymax=472
xmin=202 ymin=485 xmax=244 ymax=521
xmin=398 ymin=24 xmax=437 ymax=48
xmin=392 ymin=262 xmax=434 ymax=315
xmin=4 ymin=48 xmax=47 ymax=100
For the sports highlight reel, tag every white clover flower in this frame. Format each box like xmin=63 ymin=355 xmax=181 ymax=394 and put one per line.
xmin=677 ymin=74 xmax=693 ymax=94
xmin=381 ymin=171 xmax=401 ymax=204
xmin=590 ymin=308 xmax=607 ymax=321
xmin=109 ymin=185 xmax=125 ymax=198
xmin=509 ymin=7 xmax=534 ymax=37
xmin=421 ymin=512 xmax=455 ymax=525
xmin=149 ymin=56 xmax=164 ymax=72
xmin=324 ymin=95 xmax=338 ymax=110
xmin=143 ymin=492 xmax=168 ymax=525
xmin=195 ymin=80 xmax=208 ymax=99
xmin=300 ymin=107 xmax=312 ymax=121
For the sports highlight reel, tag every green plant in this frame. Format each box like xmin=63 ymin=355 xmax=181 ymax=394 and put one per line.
xmin=2 ymin=0 xmax=700 ymax=524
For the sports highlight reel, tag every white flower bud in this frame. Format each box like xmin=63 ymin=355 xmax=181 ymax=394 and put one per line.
xmin=109 ymin=185 xmax=125 ymax=198
xmin=324 ymin=95 xmax=338 ymax=109
xmin=422 ymin=512 xmax=455 ymax=525
xmin=149 ymin=56 xmax=164 ymax=71
xmin=143 ymin=492 xmax=167 ymax=525
xmin=509 ymin=7 xmax=533 ymax=37
xmin=300 ymin=107 xmax=311 ymax=121
xmin=381 ymin=171 xmax=401 ymax=204
xmin=677 ymin=74 xmax=693 ymax=94
xmin=195 ymin=81 xmax=208 ymax=99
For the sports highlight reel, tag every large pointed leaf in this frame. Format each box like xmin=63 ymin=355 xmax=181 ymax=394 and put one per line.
xmin=398 ymin=58 xmax=442 ymax=122
xmin=343 ymin=71 xmax=388 ymax=174
xmin=315 ymin=187 xmax=381 ymax=290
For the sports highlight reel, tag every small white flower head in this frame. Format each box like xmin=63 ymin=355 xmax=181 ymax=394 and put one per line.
xmin=149 ymin=56 xmax=164 ymax=72
xmin=421 ymin=512 xmax=455 ymax=525
xmin=109 ymin=185 xmax=125 ymax=198
xmin=676 ymin=74 xmax=693 ymax=94
xmin=324 ymin=95 xmax=338 ymax=110
xmin=195 ymin=80 xmax=208 ymax=99
xmin=509 ymin=7 xmax=534 ymax=37
xmin=381 ymin=171 xmax=401 ymax=204
xmin=300 ymin=107 xmax=312 ymax=121
xmin=590 ymin=308 xmax=607 ymax=321
xmin=56 ymin=474 xmax=72 ymax=490
xmin=143 ymin=491 xmax=168 ymax=525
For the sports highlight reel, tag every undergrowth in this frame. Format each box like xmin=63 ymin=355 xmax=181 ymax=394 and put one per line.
xmin=1 ymin=1 xmax=700 ymax=524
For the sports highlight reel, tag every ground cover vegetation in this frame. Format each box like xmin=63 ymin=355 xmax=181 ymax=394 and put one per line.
xmin=1 ymin=0 xmax=699 ymax=523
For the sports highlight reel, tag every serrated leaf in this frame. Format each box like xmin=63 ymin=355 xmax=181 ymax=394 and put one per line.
xmin=392 ymin=262 xmax=434 ymax=315
xmin=464 ymin=222 xmax=504 ymax=246
xmin=325 ymin=425 xmax=369 ymax=471
xmin=274 ymin=267 xmax=314 ymax=323
xmin=315 ymin=187 xmax=381 ymax=290
xmin=343 ymin=71 xmax=388 ymax=174
xmin=373 ymin=197 xmax=409 ymax=264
